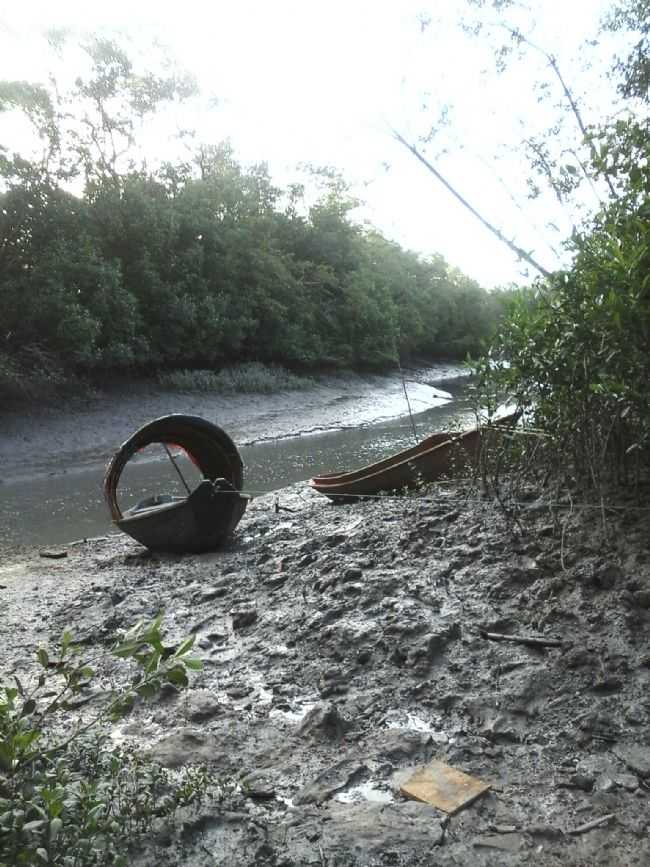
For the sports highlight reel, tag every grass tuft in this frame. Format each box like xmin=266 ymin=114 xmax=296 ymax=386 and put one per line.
xmin=158 ymin=362 xmax=314 ymax=394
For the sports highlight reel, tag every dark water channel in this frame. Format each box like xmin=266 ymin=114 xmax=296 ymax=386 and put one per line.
xmin=1 ymin=380 xmax=473 ymax=549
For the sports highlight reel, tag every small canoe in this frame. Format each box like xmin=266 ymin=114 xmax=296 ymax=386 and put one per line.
xmin=309 ymin=414 xmax=516 ymax=501
xmin=104 ymin=415 xmax=248 ymax=553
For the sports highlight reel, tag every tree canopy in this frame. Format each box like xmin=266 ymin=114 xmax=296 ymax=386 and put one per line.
xmin=0 ymin=37 xmax=503 ymax=400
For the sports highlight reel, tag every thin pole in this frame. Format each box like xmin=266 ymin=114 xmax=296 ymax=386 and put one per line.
xmin=392 ymin=129 xmax=553 ymax=279
xmin=162 ymin=443 xmax=192 ymax=496
xmin=397 ymin=356 xmax=418 ymax=443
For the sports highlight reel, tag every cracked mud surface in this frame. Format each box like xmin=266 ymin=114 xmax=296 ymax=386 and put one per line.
xmin=2 ymin=482 xmax=650 ymax=865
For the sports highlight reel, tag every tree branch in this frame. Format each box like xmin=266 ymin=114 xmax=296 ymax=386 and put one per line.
xmin=392 ymin=129 xmax=552 ymax=279
xmin=501 ymin=25 xmax=619 ymax=201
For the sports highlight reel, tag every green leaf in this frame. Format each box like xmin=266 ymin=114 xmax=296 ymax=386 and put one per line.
xmin=182 ymin=657 xmax=203 ymax=671
xmin=112 ymin=640 xmax=141 ymax=659
xmin=14 ymin=730 xmax=40 ymax=752
xmin=49 ymin=816 xmax=63 ymax=842
xmin=110 ymin=694 xmax=135 ymax=721
xmin=136 ymin=680 xmax=160 ymax=699
xmin=0 ymin=742 xmax=14 ymax=772
xmin=122 ymin=619 xmax=144 ymax=642
xmin=61 ymin=630 xmax=72 ymax=655
xmin=20 ymin=699 xmax=36 ymax=718
xmin=173 ymin=635 xmax=196 ymax=658
xmin=165 ymin=666 xmax=188 ymax=687
xmin=23 ymin=819 xmax=47 ymax=833
xmin=37 ymin=648 xmax=49 ymax=669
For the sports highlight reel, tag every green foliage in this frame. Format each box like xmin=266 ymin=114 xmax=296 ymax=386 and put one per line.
xmin=605 ymin=0 xmax=650 ymax=100
xmin=157 ymin=362 xmax=314 ymax=394
xmin=0 ymin=617 xmax=211 ymax=866
xmin=470 ymin=0 xmax=650 ymax=493
xmin=475 ymin=194 xmax=650 ymax=490
xmin=0 ymin=348 xmax=67 ymax=403
xmin=0 ymin=38 xmax=501 ymax=401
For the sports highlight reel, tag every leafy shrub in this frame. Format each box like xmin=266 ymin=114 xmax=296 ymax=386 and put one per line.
xmin=0 ymin=616 xmax=215 ymax=866
xmin=158 ymin=362 xmax=315 ymax=394
xmin=474 ymin=203 xmax=650 ymax=492
xmin=0 ymin=348 xmax=67 ymax=404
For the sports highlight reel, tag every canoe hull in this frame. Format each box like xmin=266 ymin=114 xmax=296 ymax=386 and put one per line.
xmin=310 ymin=415 xmax=516 ymax=500
xmin=116 ymin=480 xmax=248 ymax=553
xmin=105 ymin=415 xmax=248 ymax=553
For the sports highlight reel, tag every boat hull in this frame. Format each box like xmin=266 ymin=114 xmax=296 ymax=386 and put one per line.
xmin=116 ymin=479 xmax=248 ymax=553
xmin=310 ymin=415 xmax=516 ymax=500
xmin=104 ymin=415 xmax=248 ymax=552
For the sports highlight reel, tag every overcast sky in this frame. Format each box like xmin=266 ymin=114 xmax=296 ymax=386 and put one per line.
xmin=0 ymin=0 xmax=621 ymax=287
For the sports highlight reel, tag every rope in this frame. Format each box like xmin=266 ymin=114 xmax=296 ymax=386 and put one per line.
xmin=396 ymin=356 xmax=418 ymax=444
xmin=209 ymin=482 xmax=650 ymax=513
xmin=162 ymin=443 xmax=191 ymax=495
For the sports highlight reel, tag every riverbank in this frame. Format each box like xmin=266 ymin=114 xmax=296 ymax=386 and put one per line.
xmin=2 ymin=480 xmax=649 ymax=865
xmin=0 ymin=365 xmax=465 ymax=485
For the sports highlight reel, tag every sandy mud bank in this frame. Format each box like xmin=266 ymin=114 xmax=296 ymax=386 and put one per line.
xmin=0 ymin=366 xmax=463 ymax=484
xmin=2 ymin=480 xmax=649 ymax=865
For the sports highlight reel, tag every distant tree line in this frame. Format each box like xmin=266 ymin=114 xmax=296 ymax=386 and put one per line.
xmin=0 ymin=38 xmax=506 ymax=399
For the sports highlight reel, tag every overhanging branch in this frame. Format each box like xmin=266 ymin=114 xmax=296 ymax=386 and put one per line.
xmin=392 ymin=129 xmax=553 ymax=279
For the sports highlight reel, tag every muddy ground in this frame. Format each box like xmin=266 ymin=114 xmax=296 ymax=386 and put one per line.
xmin=0 ymin=366 xmax=463 ymax=485
xmin=2 ymin=479 xmax=649 ymax=866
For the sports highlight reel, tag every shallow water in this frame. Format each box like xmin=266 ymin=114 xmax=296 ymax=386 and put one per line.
xmin=0 ymin=378 xmax=473 ymax=548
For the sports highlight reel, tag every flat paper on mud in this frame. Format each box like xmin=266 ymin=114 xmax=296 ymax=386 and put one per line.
xmin=400 ymin=760 xmax=490 ymax=814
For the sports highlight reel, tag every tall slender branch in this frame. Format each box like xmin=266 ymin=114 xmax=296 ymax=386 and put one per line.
xmin=392 ymin=129 xmax=553 ymax=279
xmin=502 ymin=26 xmax=619 ymax=201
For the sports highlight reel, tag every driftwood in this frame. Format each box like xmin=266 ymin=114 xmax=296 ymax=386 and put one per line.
xmin=479 ymin=630 xmax=564 ymax=649
xmin=567 ymin=814 xmax=616 ymax=836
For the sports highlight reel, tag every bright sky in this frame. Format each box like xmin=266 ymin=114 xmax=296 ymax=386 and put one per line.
xmin=0 ymin=0 xmax=622 ymax=287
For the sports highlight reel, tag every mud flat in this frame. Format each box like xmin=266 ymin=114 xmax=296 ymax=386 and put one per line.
xmin=0 ymin=366 xmax=464 ymax=484
xmin=2 ymin=478 xmax=649 ymax=866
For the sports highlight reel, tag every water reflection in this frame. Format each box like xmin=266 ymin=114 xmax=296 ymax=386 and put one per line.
xmin=0 ymin=380 xmax=474 ymax=547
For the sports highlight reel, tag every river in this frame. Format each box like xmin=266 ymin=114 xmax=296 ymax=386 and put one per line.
xmin=0 ymin=372 xmax=474 ymax=549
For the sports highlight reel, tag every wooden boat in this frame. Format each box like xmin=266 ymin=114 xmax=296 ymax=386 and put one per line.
xmin=104 ymin=415 xmax=248 ymax=553
xmin=309 ymin=414 xmax=517 ymax=501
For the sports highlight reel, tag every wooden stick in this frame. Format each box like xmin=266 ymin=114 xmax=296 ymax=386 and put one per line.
xmin=568 ymin=814 xmax=615 ymax=836
xmin=479 ymin=630 xmax=564 ymax=648
xmin=163 ymin=443 xmax=191 ymax=495
xmin=392 ymin=129 xmax=553 ymax=279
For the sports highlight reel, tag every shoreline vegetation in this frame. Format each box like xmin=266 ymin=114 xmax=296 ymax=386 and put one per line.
xmin=156 ymin=363 xmax=316 ymax=395
xmin=0 ymin=360 xmax=320 ymax=409
xmin=0 ymin=362 xmax=468 ymax=489
xmin=0 ymin=40 xmax=509 ymax=410
xmin=0 ymin=356 xmax=468 ymax=413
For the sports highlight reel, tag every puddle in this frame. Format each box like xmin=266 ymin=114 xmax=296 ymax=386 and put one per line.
xmin=0 ymin=563 xmax=30 ymax=581
xmin=266 ymin=643 xmax=290 ymax=658
xmin=110 ymin=717 xmax=164 ymax=746
xmin=384 ymin=711 xmax=449 ymax=743
xmin=269 ymin=699 xmax=318 ymax=724
xmin=277 ymin=796 xmax=295 ymax=809
xmin=210 ymin=644 xmax=242 ymax=664
xmin=207 ymin=629 xmax=243 ymax=664
xmin=246 ymin=669 xmax=274 ymax=706
xmin=335 ymin=781 xmax=394 ymax=804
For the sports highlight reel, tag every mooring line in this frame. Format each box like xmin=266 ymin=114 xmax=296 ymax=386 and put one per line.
xmin=217 ymin=483 xmax=650 ymax=514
